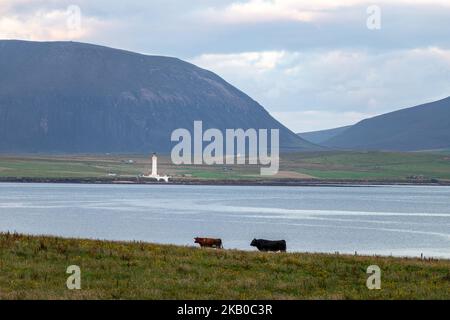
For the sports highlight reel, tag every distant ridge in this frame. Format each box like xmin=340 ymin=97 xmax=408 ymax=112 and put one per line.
xmin=0 ymin=40 xmax=320 ymax=153
xmin=298 ymin=126 xmax=351 ymax=144
xmin=323 ymin=97 xmax=450 ymax=151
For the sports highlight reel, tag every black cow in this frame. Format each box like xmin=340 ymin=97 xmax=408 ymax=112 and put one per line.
xmin=250 ymin=239 xmax=286 ymax=252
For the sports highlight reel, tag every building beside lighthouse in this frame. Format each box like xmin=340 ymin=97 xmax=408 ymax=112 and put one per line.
xmin=141 ymin=153 xmax=169 ymax=182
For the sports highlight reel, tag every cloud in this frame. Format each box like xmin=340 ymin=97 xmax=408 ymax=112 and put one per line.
xmin=194 ymin=51 xmax=287 ymax=72
xmin=192 ymin=47 xmax=450 ymax=131
xmin=199 ymin=0 xmax=323 ymax=24
xmin=199 ymin=0 xmax=450 ymax=25
xmin=1 ymin=1 xmax=450 ymax=55
xmin=0 ymin=1 xmax=109 ymax=41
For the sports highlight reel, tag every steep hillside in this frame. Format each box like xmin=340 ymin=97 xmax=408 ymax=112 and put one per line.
xmin=0 ymin=40 xmax=318 ymax=153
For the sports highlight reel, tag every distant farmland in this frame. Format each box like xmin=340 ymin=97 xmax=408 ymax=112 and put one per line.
xmin=0 ymin=151 xmax=449 ymax=182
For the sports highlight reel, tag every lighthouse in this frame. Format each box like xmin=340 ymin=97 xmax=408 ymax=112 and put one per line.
xmin=151 ymin=153 xmax=158 ymax=176
xmin=141 ymin=153 xmax=169 ymax=182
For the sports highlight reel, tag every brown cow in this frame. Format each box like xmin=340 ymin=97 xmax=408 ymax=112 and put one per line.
xmin=194 ymin=237 xmax=223 ymax=249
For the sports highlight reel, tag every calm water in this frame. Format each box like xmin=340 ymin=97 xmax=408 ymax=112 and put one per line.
xmin=0 ymin=183 xmax=449 ymax=258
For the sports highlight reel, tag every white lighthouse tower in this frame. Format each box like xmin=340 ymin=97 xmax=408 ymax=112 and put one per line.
xmin=151 ymin=153 xmax=158 ymax=176
xmin=141 ymin=153 xmax=169 ymax=182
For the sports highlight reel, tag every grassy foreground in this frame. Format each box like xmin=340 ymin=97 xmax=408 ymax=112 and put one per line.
xmin=0 ymin=233 xmax=449 ymax=300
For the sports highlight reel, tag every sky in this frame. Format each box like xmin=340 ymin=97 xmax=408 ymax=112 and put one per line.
xmin=1 ymin=0 xmax=450 ymax=132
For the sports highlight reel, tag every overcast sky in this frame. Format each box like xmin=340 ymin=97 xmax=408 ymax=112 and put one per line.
xmin=1 ymin=0 xmax=450 ymax=132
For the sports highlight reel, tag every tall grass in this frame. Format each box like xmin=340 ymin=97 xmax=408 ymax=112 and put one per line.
xmin=0 ymin=233 xmax=449 ymax=300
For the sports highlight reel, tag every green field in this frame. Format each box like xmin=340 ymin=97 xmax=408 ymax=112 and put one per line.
xmin=0 ymin=156 xmax=146 ymax=178
xmin=0 ymin=151 xmax=449 ymax=181
xmin=283 ymin=151 xmax=450 ymax=180
xmin=0 ymin=233 xmax=448 ymax=300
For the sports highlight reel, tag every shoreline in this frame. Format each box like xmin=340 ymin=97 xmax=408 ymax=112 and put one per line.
xmin=0 ymin=176 xmax=449 ymax=187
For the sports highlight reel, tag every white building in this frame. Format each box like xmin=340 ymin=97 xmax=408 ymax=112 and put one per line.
xmin=141 ymin=153 xmax=169 ymax=182
xmin=151 ymin=153 xmax=157 ymax=176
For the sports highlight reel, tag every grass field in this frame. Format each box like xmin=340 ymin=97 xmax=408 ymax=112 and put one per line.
xmin=283 ymin=151 xmax=450 ymax=180
xmin=0 ymin=151 xmax=449 ymax=181
xmin=0 ymin=233 xmax=449 ymax=300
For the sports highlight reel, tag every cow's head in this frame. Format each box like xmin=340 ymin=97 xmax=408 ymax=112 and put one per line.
xmin=250 ymin=238 xmax=257 ymax=247
xmin=194 ymin=237 xmax=200 ymax=243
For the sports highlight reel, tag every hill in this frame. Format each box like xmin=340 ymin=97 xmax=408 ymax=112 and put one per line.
xmin=323 ymin=97 xmax=450 ymax=151
xmin=0 ymin=40 xmax=317 ymax=153
xmin=298 ymin=126 xmax=351 ymax=144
